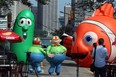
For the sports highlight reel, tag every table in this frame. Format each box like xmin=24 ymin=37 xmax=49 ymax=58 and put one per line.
xmin=0 ymin=64 xmax=12 ymax=77
xmin=106 ymin=63 xmax=116 ymax=77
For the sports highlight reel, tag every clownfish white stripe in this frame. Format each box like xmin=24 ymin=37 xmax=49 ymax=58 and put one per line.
xmin=81 ymin=20 xmax=116 ymax=62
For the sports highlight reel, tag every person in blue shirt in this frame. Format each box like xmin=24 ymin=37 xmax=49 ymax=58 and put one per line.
xmin=92 ymin=38 xmax=109 ymax=77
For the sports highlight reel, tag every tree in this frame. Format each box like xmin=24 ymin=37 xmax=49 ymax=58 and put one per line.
xmin=0 ymin=0 xmax=13 ymax=15
xmin=38 ymin=0 xmax=50 ymax=5
xmin=51 ymin=24 xmax=74 ymax=38
xmin=22 ymin=0 xmax=32 ymax=7
xmin=34 ymin=29 xmax=48 ymax=37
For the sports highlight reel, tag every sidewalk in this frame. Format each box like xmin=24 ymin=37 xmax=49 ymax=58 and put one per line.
xmin=26 ymin=57 xmax=94 ymax=77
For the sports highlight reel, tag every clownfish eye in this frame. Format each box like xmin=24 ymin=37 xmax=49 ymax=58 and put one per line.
xmin=85 ymin=35 xmax=92 ymax=42
xmin=83 ymin=32 xmax=98 ymax=46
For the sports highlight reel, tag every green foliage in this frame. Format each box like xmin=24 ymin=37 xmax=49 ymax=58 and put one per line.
xmin=34 ymin=29 xmax=48 ymax=37
xmin=22 ymin=0 xmax=32 ymax=7
xmin=0 ymin=0 xmax=13 ymax=7
xmin=22 ymin=0 xmax=28 ymax=4
xmin=52 ymin=25 xmax=74 ymax=37
xmin=39 ymin=0 xmax=50 ymax=5
xmin=0 ymin=0 xmax=13 ymax=15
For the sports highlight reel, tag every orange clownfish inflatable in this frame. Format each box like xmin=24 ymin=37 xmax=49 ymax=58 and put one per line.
xmin=62 ymin=3 xmax=116 ymax=67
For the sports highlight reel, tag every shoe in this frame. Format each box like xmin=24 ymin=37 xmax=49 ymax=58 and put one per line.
xmin=29 ymin=70 xmax=34 ymax=73
xmin=49 ymin=72 xmax=52 ymax=75
xmin=29 ymin=69 xmax=34 ymax=73
xmin=29 ymin=67 xmax=34 ymax=73
xmin=37 ymin=70 xmax=42 ymax=73
xmin=37 ymin=66 xmax=42 ymax=73
xmin=56 ymin=73 xmax=60 ymax=75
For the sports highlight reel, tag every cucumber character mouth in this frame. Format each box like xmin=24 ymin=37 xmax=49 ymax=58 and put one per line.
xmin=23 ymin=32 xmax=27 ymax=39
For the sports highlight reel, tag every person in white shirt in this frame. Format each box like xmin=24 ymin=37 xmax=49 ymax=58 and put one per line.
xmin=92 ymin=38 xmax=108 ymax=77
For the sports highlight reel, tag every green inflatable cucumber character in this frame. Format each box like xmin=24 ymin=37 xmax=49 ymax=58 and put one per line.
xmin=10 ymin=10 xmax=35 ymax=63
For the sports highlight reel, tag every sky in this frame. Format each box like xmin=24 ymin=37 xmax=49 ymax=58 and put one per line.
xmin=29 ymin=0 xmax=37 ymax=6
xmin=58 ymin=0 xmax=71 ymax=16
xmin=29 ymin=0 xmax=71 ymax=16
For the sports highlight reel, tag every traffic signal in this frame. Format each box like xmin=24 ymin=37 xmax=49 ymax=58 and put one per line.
xmin=7 ymin=13 xmax=12 ymax=28
xmin=68 ymin=17 xmax=72 ymax=24
xmin=8 ymin=22 xmax=11 ymax=28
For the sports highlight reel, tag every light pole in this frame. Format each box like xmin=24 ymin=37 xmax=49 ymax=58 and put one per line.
xmin=60 ymin=11 xmax=74 ymax=26
xmin=60 ymin=11 xmax=70 ymax=15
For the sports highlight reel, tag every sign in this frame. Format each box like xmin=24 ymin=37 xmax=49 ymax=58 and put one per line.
xmin=0 ymin=16 xmax=8 ymax=29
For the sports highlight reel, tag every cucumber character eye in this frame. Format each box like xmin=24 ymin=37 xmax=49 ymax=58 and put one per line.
xmin=18 ymin=18 xmax=26 ymax=26
xmin=18 ymin=18 xmax=32 ymax=26
xmin=26 ymin=18 xmax=32 ymax=26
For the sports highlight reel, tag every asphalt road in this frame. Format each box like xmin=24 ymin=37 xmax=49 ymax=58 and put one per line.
xmin=27 ymin=57 xmax=94 ymax=77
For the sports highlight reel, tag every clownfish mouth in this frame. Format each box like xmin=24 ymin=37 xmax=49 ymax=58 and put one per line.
xmin=71 ymin=52 xmax=88 ymax=59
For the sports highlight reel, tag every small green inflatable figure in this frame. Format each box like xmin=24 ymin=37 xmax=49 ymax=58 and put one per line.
xmin=10 ymin=10 xmax=35 ymax=63
xmin=46 ymin=36 xmax=67 ymax=75
xmin=28 ymin=37 xmax=46 ymax=73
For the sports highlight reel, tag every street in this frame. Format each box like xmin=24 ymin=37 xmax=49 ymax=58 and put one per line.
xmin=28 ymin=57 xmax=94 ymax=77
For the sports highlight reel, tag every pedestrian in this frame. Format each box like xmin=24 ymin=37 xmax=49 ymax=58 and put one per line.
xmin=90 ymin=43 xmax=97 ymax=56
xmin=46 ymin=36 xmax=67 ymax=75
xmin=92 ymin=38 xmax=109 ymax=77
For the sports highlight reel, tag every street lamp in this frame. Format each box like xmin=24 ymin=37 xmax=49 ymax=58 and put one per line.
xmin=60 ymin=11 xmax=78 ymax=20
xmin=60 ymin=11 xmax=75 ymax=26
xmin=60 ymin=11 xmax=70 ymax=15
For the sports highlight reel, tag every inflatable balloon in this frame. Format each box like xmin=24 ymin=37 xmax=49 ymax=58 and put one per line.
xmin=28 ymin=37 xmax=46 ymax=73
xmin=62 ymin=3 xmax=116 ymax=67
xmin=46 ymin=36 xmax=67 ymax=75
xmin=10 ymin=10 xmax=35 ymax=63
